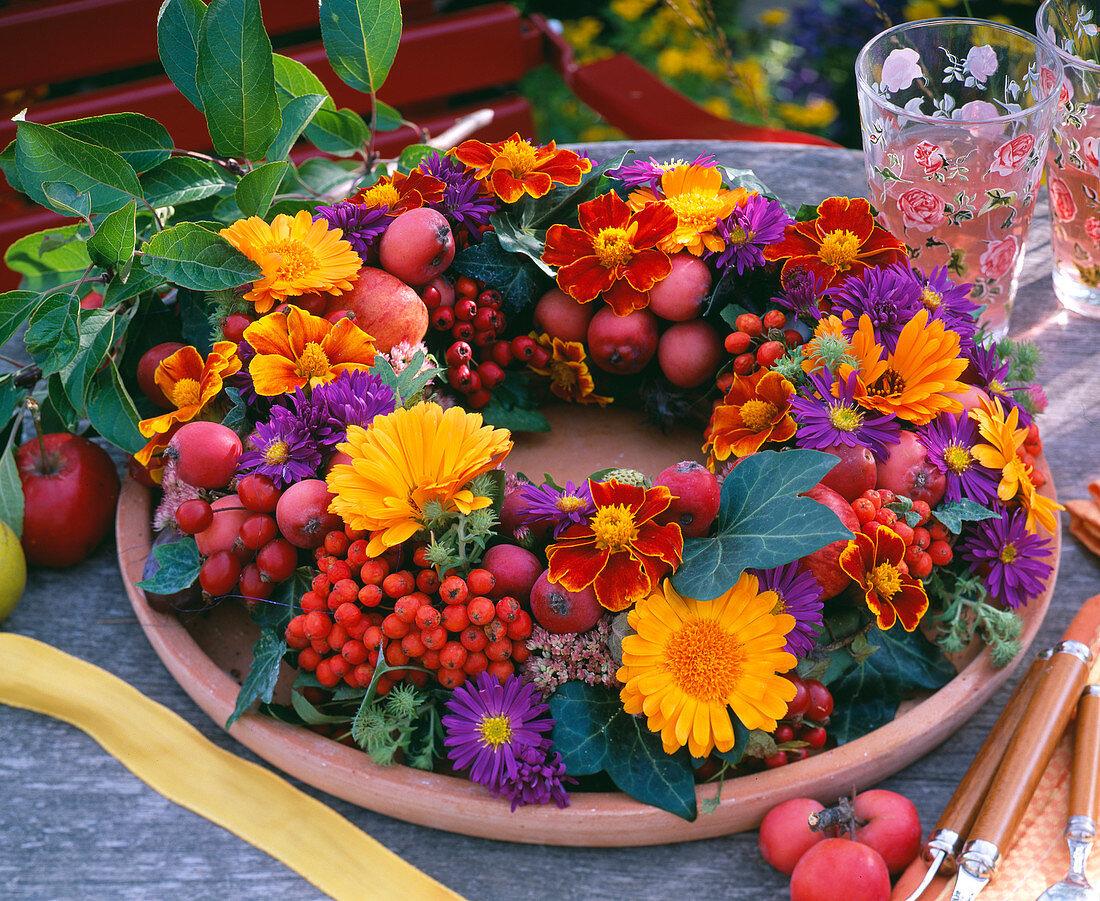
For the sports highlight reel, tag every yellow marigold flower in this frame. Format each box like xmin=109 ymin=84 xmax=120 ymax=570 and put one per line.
xmin=618 ymin=575 xmax=797 ymax=758
xmin=530 ymin=334 xmax=613 ymax=405
xmin=243 ymin=305 xmax=376 ymax=396
xmin=327 ymin=403 xmax=513 ymax=557
xmin=758 ymin=7 xmax=789 ymax=27
xmin=220 ymin=210 xmax=362 ymax=315
xmin=630 ymin=165 xmax=743 ymax=256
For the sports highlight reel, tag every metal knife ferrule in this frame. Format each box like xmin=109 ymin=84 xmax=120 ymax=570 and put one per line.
xmin=958 ymin=839 xmax=1000 ymax=880
xmin=925 ymin=827 xmax=963 ymax=861
xmin=1066 ymin=814 xmax=1097 ymax=842
xmin=1054 ymin=640 xmax=1093 ymax=664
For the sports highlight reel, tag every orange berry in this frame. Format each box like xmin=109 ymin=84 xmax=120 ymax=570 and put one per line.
xmin=495 ymin=596 xmax=520 ymax=623
xmin=440 ymin=641 xmax=468 ymax=670
xmin=467 ymin=596 xmax=495 ymax=625
xmin=327 ymin=623 xmax=348 ymax=650
xmin=353 ymin=664 xmax=375 ymax=687
xmin=384 ymin=643 xmax=410 ymax=666
xmin=440 ymin=575 xmax=468 ymax=605
xmin=363 ymin=625 xmax=384 ymax=651
xmin=298 ymin=648 xmax=321 ymax=671
xmin=360 ymin=559 xmax=389 ymax=585
xmin=401 ymin=631 xmax=427 ymax=658
xmin=383 ymin=571 xmax=415 ymax=599
xmin=422 ymin=626 xmax=447 ymax=650
xmin=485 ymin=638 xmax=512 ymax=662
xmin=467 ymin=568 xmax=496 ymax=596
xmin=460 ymin=626 xmax=488 ymax=652
xmin=487 ymin=660 xmax=514 ymax=683
xmin=441 ymin=604 xmax=470 ymax=633
xmin=420 ymin=649 xmax=442 ymax=670
xmin=506 ymin=610 xmax=533 ymax=640
xmin=416 ymin=568 xmax=440 ymax=594
xmin=382 ymin=614 xmax=409 ymax=639
xmin=357 ymin=584 xmax=383 ymax=608
xmin=511 ymin=640 xmax=530 ymax=663
xmin=437 ymin=668 xmax=466 ymax=689
xmin=415 ymin=605 xmax=442 ymax=630
xmin=394 ymin=594 xmax=422 ymax=623
xmin=483 ymin=618 xmax=507 ymax=643
xmin=463 ymin=651 xmax=489 ymax=675
xmin=342 ymin=640 xmax=368 ymax=665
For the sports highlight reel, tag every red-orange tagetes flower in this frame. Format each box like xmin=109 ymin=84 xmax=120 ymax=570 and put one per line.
xmin=542 ymin=192 xmax=677 ymax=316
xmin=351 ymin=169 xmax=446 ymax=215
xmin=839 ymin=527 xmax=929 ymax=631
xmin=763 ymin=197 xmax=906 ymax=289
xmin=545 ymin=479 xmax=684 ymax=612
xmin=703 ymin=369 xmax=796 ymax=462
xmin=451 ymin=133 xmax=591 ymax=204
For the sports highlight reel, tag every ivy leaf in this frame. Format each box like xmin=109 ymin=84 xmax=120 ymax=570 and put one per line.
xmin=933 ymin=499 xmax=999 ymax=534
xmin=549 ymin=681 xmax=698 ymax=820
xmin=267 ymin=93 xmax=326 ymax=161
xmin=318 ymin=0 xmax=403 ymax=95
xmin=87 ymin=201 xmax=137 ymax=271
xmin=235 ymin=160 xmax=289 ymax=218
xmin=135 ymin=536 xmax=203 ymax=594
xmin=85 ymin=360 xmax=144 ymax=453
xmin=479 ymin=399 xmax=550 ymax=433
xmin=140 ymin=223 xmax=261 ymax=291
xmin=220 ymin=386 xmax=250 ymax=435
xmin=4 ymin=225 xmax=93 ymax=294
xmin=452 ymin=232 xmax=547 ymax=314
xmin=25 ymin=293 xmax=80 ymax=376
xmin=671 ymin=449 xmax=851 ymax=601
xmin=141 ymin=157 xmax=233 ymax=208
xmin=227 ymin=627 xmax=287 ymax=727
xmin=52 ymin=113 xmax=173 ymax=174
xmin=0 ymin=291 xmax=45 ymax=347
xmin=490 ymin=205 xmax=554 ymax=277
xmin=158 ymin=0 xmax=209 ymax=111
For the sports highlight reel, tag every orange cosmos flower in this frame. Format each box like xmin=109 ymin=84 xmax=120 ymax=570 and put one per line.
xmin=542 ymin=192 xmax=677 ymax=316
xmin=763 ymin=196 xmax=906 ymax=288
xmin=703 ymin=369 xmax=797 ymax=463
xmin=545 ymin=479 xmax=684 ymax=612
xmin=220 ymin=210 xmax=362 ymax=314
xmin=451 ymin=133 xmax=591 ymax=204
xmin=529 ymin=334 xmax=613 ymax=405
xmin=351 ymin=169 xmax=446 ymax=214
xmin=839 ymin=527 xmax=929 ymax=631
xmin=629 ymin=164 xmax=742 ymax=256
xmin=844 ymin=310 xmax=967 ymax=426
xmin=244 ymin=305 xmax=376 ymax=396
xmin=135 ymin=341 xmax=241 ymax=468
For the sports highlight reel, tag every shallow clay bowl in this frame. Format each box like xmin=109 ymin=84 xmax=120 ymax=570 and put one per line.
xmin=117 ymin=406 xmax=1060 ymax=847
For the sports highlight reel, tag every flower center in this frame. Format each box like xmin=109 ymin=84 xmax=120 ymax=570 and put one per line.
xmin=870 ymin=367 xmax=906 ymax=397
xmin=828 ymin=404 xmax=863 ymax=432
xmin=171 ymin=377 xmax=202 ymax=408
xmin=499 ymin=138 xmax=538 ymax=175
xmin=477 ymin=714 xmax=513 ymax=748
xmin=264 ymin=239 xmax=320 ymax=283
xmin=549 ymin=359 xmax=579 ymax=388
xmin=727 ymin=224 xmax=749 ymax=244
xmin=592 ymin=227 xmax=635 ymax=269
xmin=296 ymin=342 xmax=331 ymax=380
xmin=817 ymin=229 xmax=862 ymax=270
xmin=555 ymin=495 xmax=586 ymax=513
xmin=740 ymin=398 xmax=778 ymax=432
xmin=869 ymin=562 xmax=902 ymax=599
xmin=665 ymin=193 xmax=726 ymax=235
xmin=999 ymin=543 xmax=1018 ymax=564
xmin=920 ymin=287 xmax=943 ymax=310
xmin=590 ymin=503 xmax=638 ymax=552
xmin=263 ymin=440 xmax=290 ymax=464
xmin=988 ymin=378 xmax=1005 ymax=395
xmin=944 ymin=443 xmax=972 ymax=473
xmin=663 ymin=617 xmax=743 ymax=703
xmin=359 ymin=182 xmax=400 ymax=209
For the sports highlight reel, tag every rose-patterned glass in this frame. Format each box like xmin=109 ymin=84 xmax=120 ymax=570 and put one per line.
xmin=1036 ymin=0 xmax=1100 ymax=319
xmin=856 ymin=19 xmax=1063 ymax=337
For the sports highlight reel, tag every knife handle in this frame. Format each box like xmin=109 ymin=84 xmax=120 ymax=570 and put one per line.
xmin=1070 ymin=686 xmax=1100 ymax=824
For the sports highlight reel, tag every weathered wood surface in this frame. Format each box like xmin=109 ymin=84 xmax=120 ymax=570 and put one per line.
xmin=1 ymin=141 xmax=1098 ymax=900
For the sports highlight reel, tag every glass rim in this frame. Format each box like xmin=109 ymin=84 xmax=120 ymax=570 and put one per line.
xmin=1036 ymin=0 xmax=1100 ymax=74
xmin=855 ymin=16 xmax=1065 ymax=126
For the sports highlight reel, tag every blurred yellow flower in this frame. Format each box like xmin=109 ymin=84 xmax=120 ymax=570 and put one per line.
xmin=731 ymin=58 xmax=767 ymax=107
xmin=904 ymin=0 xmax=940 ymax=20
xmin=778 ymin=98 xmax=839 ymax=130
xmin=703 ymin=97 xmax=732 ymax=119
xmin=657 ymin=47 xmax=688 ymax=78
xmin=609 ymin=0 xmax=658 ymax=22
xmin=758 ymin=7 xmax=789 ymax=27
xmin=562 ymin=16 xmax=603 ymax=50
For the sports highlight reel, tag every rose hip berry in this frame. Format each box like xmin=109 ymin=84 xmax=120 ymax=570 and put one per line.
xmin=175 ymin=498 xmax=214 ymax=534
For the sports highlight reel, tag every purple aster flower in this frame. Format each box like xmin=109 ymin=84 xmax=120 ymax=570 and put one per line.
xmin=831 ymin=263 xmax=922 ymax=352
xmin=313 ymin=201 xmax=390 ymax=258
xmin=709 ymin=194 xmax=793 ymax=275
xmin=771 ymin=265 xmax=826 ymax=322
xmin=918 ymin=412 xmax=1000 ymax=504
xmin=909 ymin=265 xmax=979 ymax=348
xmin=237 ymin=405 xmax=323 ymax=488
xmin=307 ymin=369 xmax=396 ymax=447
xmin=499 ymin=739 xmax=573 ymax=811
xmin=419 ymin=151 xmax=497 ymax=235
xmin=961 ymin=507 xmax=1053 ymax=610
xmin=967 ymin=342 xmax=1032 ymax=427
xmin=606 ymin=153 xmax=718 ymax=191
xmin=442 ymin=672 xmax=555 ymax=792
xmin=749 ymin=562 xmax=823 ymax=658
xmin=790 ymin=369 xmax=901 ymax=461
xmin=515 ymin=480 xmax=595 ymax=537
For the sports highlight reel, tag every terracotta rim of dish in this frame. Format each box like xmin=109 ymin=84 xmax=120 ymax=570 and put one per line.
xmin=116 ymin=460 xmax=1060 ymax=847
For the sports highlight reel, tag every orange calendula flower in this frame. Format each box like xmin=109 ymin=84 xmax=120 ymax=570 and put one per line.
xmin=845 ymin=310 xmax=967 ymax=426
xmin=542 ymin=192 xmax=677 ymax=316
xmin=703 ymin=369 xmax=796 ymax=462
xmin=839 ymin=527 xmax=929 ymax=631
xmin=530 ymin=333 xmax=613 ymax=405
xmin=220 ymin=210 xmax=362 ymax=314
xmin=618 ymin=575 xmax=797 ymax=757
xmin=351 ymin=169 xmax=446 ymax=215
xmin=135 ymin=341 xmax=241 ymax=468
xmin=629 ymin=164 xmax=742 ymax=256
xmin=545 ymin=479 xmax=684 ymax=612
xmin=763 ymin=196 xmax=906 ymax=288
xmin=244 ymin=305 xmax=376 ymax=396
xmin=327 ymin=402 xmax=513 ymax=557
xmin=451 ymin=133 xmax=591 ymax=204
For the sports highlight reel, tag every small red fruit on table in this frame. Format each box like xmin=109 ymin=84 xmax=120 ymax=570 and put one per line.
xmin=790 ymin=838 xmax=891 ymax=901
xmin=758 ymin=797 xmax=827 ymax=875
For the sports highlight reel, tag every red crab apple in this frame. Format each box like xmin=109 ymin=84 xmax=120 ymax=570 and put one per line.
xmin=167 ymin=421 xmax=241 ymax=490
xmin=378 ymin=207 xmax=455 ymax=285
xmin=758 ymin=797 xmax=828 ymax=875
xmin=481 ymin=543 xmax=543 ymax=605
xmin=136 ymin=341 xmax=186 ymax=409
xmin=798 ymin=484 xmax=859 ymax=600
xmin=656 ymin=320 xmax=724 ymax=388
xmin=276 ymin=479 xmax=342 ymax=549
xmin=533 ymin=287 xmax=595 ymax=343
xmin=817 ymin=443 xmax=876 ymax=502
xmin=587 ymin=306 xmax=659 ymax=375
xmin=322 ymin=266 xmax=429 ymax=352
xmin=875 ymin=429 xmax=947 ymax=508
xmin=530 ymin=569 xmax=603 ymax=634
xmin=646 ymin=252 xmax=712 ymax=321
xmin=849 ymin=790 xmax=922 ymax=876
xmin=790 ymin=838 xmax=891 ymax=901
xmin=654 ymin=461 xmax=721 ymax=538
xmin=16 ymin=433 xmax=120 ymax=568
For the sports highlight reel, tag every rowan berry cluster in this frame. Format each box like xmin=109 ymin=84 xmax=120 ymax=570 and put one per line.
xmin=765 ymin=674 xmax=834 ymax=768
xmin=717 ymin=310 xmax=806 ymax=391
xmin=849 ymin=489 xmax=951 ymax=578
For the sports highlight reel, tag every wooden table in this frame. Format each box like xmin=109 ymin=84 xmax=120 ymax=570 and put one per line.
xmin=2 ymin=140 xmax=1099 ymax=900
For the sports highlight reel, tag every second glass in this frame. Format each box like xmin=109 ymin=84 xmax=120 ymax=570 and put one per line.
xmin=856 ymin=18 xmax=1063 ymax=337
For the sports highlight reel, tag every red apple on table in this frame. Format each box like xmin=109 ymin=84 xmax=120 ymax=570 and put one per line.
xmin=875 ymin=430 xmax=947 ymax=508
xmin=818 ymin=443 xmax=877 ymax=502
xmin=16 ymin=433 xmax=121 ymax=568
xmin=798 ymin=484 xmax=859 ymax=600
xmin=850 ymin=789 xmax=922 ymax=876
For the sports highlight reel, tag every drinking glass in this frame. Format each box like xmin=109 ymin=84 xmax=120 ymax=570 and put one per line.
xmin=856 ymin=19 xmax=1063 ymax=338
xmin=1036 ymin=0 xmax=1100 ymax=319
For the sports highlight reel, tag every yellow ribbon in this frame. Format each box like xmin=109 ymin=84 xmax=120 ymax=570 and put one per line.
xmin=0 ymin=633 xmax=465 ymax=901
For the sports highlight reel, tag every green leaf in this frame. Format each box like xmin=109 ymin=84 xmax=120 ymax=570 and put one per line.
xmin=373 ymin=100 xmax=403 ymax=132
xmin=479 ymin=400 xmax=551 ymax=433
xmin=40 ymin=373 xmax=81 ymax=434
xmin=933 ymin=499 xmax=999 ymax=534
xmin=718 ymin=166 xmax=779 ymax=200
xmin=140 ymin=222 xmax=261 ymax=291
xmin=196 ymin=0 xmax=282 ymax=160
xmin=227 ymin=627 xmax=287 ymax=727
xmin=141 ymin=157 xmax=234 ymax=207
xmin=157 ymin=0 xmax=209 ymax=111
xmin=60 ymin=309 xmax=118 ymax=406
xmin=87 ymin=201 xmax=137 ymax=271
xmin=671 ymin=449 xmax=852 ymax=602
xmin=4 ymin=226 xmax=93 ymax=294
xmin=53 ymin=114 xmax=174 ymax=174
xmin=103 ymin=265 xmax=166 ymax=307
xmin=220 ymin=385 xmax=249 ymax=434
xmin=0 ymin=443 xmax=23 ymax=537
xmin=396 ymin=143 xmax=437 ymax=173
xmin=135 ymin=536 xmax=203 ymax=594
xmin=550 ymin=681 xmax=697 ymax=820
xmin=452 ymin=232 xmax=547 ymax=313
xmin=393 ymin=349 xmax=442 ymax=401
xmin=318 ymin=0 xmax=402 ymax=94
xmin=15 ymin=120 xmax=142 ymax=215
xmin=0 ymin=291 xmax=45 ymax=347
xmin=490 ymin=205 xmax=554 ymax=277
xmin=85 ymin=360 xmax=144 ymax=453
xmin=253 ymin=565 xmax=310 ymax=631
xmin=290 ymin=684 xmax=349 ymax=725
xmin=271 ymin=55 xmax=367 ymax=158
xmin=294 ymin=157 xmax=360 ymax=197
xmin=235 ymin=160 xmax=289 ymax=218
xmin=25 ymin=293 xmax=80 ymax=376
xmin=267 ymin=94 xmax=326 ymax=161
xmin=43 ymin=182 xmax=91 ymax=221
xmin=176 ymin=287 xmax=215 ymax=356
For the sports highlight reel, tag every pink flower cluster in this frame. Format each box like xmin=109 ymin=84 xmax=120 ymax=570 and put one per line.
xmin=522 ymin=616 xmax=618 ymax=697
